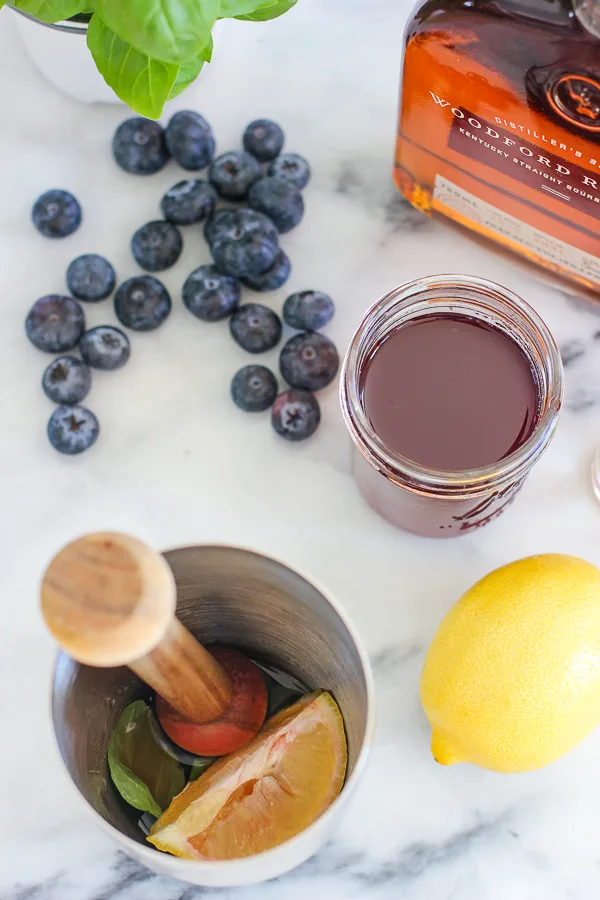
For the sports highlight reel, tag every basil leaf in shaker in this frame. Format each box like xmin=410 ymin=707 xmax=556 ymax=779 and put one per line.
xmin=108 ymin=700 xmax=185 ymax=816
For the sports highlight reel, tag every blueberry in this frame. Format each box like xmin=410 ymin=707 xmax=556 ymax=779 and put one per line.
xmin=32 ymin=189 xmax=81 ymax=238
xmin=131 ymin=220 xmax=183 ymax=272
xmin=182 ymin=265 xmax=241 ymax=322
xmin=204 ymin=208 xmax=240 ymax=245
xmin=283 ymin=290 xmax=334 ymax=331
xmin=248 ymin=177 xmax=304 ymax=233
xmin=269 ymin=153 xmax=311 ymax=189
xmin=112 ymin=118 xmax=169 ymax=175
xmin=160 ymin=179 xmax=217 ymax=225
xmin=114 ymin=276 xmax=171 ymax=332
xmin=231 ymin=365 xmax=278 ymax=412
xmin=42 ymin=356 xmax=91 ymax=405
xmin=165 ymin=111 xmax=215 ymax=170
xmin=271 ymin=389 xmax=320 ymax=441
xmin=80 ymin=326 xmax=131 ymax=371
xmin=47 ymin=405 xmax=99 ymax=455
xmin=66 ymin=254 xmax=116 ymax=302
xmin=209 ymin=151 xmax=262 ymax=201
xmin=279 ymin=332 xmax=339 ymax=391
xmin=25 ymin=295 xmax=85 ymax=353
xmin=210 ymin=209 xmax=279 ymax=278
xmin=229 ymin=303 xmax=282 ymax=354
xmin=241 ymin=249 xmax=291 ymax=292
xmin=243 ymin=119 xmax=285 ymax=162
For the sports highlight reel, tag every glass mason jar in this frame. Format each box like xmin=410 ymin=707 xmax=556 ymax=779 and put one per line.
xmin=340 ymin=275 xmax=563 ymax=538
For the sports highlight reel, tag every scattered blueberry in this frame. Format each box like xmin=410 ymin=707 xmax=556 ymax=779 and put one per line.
xmin=241 ymin=249 xmax=291 ymax=292
xmin=271 ymin=389 xmax=320 ymax=441
xmin=243 ymin=119 xmax=285 ymax=162
xmin=25 ymin=295 xmax=85 ymax=353
xmin=210 ymin=209 xmax=279 ymax=278
xmin=66 ymin=254 xmax=116 ymax=302
xmin=47 ymin=404 xmax=99 ymax=455
xmin=112 ymin=118 xmax=169 ymax=175
xmin=165 ymin=111 xmax=215 ymax=171
xmin=209 ymin=151 xmax=262 ymax=201
xmin=32 ymin=189 xmax=81 ymax=238
xmin=269 ymin=153 xmax=311 ymax=189
xmin=42 ymin=356 xmax=91 ymax=405
xmin=114 ymin=276 xmax=172 ymax=331
xmin=160 ymin=179 xmax=217 ymax=226
xmin=182 ymin=265 xmax=241 ymax=322
xmin=80 ymin=326 xmax=131 ymax=371
xmin=283 ymin=290 xmax=334 ymax=331
xmin=248 ymin=176 xmax=304 ymax=233
xmin=131 ymin=220 xmax=183 ymax=272
xmin=279 ymin=332 xmax=339 ymax=391
xmin=27 ymin=114 xmax=321 ymax=454
xmin=231 ymin=365 xmax=278 ymax=412
xmin=204 ymin=208 xmax=239 ymax=245
xmin=229 ymin=303 xmax=282 ymax=354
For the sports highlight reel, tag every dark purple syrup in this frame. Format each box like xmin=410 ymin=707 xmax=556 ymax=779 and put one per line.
xmin=361 ymin=314 xmax=539 ymax=471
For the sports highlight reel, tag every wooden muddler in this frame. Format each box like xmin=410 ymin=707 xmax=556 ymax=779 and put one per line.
xmin=41 ymin=532 xmax=233 ymax=724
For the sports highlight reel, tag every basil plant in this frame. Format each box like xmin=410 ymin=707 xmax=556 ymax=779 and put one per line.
xmin=4 ymin=0 xmax=298 ymax=117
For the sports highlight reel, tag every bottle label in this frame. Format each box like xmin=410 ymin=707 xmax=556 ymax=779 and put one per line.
xmin=432 ymin=175 xmax=600 ymax=284
xmin=445 ymin=107 xmax=600 ymax=220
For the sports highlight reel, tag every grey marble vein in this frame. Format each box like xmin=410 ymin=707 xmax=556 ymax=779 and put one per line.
xmin=383 ymin=193 xmax=433 ymax=233
xmin=371 ymin=644 xmax=423 ymax=676
xmin=565 ymin=388 xmax=600 ymax=412
xmin=333 ymin=161 xmax=432 ymax=232
xmin=2 ymin=878 xmax=62 ymax=900
xmin=282 ymin=814 xmax=510 ymax=889
xmin=93 ymin=854 xmax=158 ymax=900
xmin=560 ymin=339 xmax=586 ymax=367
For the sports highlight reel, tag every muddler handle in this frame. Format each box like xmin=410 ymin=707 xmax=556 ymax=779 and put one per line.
xmin=40 ymin=532 xmax=232 ymax=724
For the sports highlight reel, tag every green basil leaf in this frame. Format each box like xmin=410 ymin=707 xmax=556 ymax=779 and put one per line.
xmin=201 ymin=32 xmax=214 ymax=64
xmin=93 ymin=0 xmax=219 ymax=64
xmin=108 ymin=750 xmax=163 ymax=818
xmin=167 ymin=57 xmax=203 ymax=101
xmin=235 ymin=0 xmax=297 ymax=21
xmin=107 ymin=700 xmax=185 ymax=815
xmin=167 ymin=35 xmax=213 ymax=101
xmin=188 ymin=756 xmax=215 ymax=782
xmin=87 ymin=14 xmax=180 ymax=118
xmin=8 ymin=0 xmax=89 ymax=23
xmin=219 ymin=0 xmax=274 ymax=16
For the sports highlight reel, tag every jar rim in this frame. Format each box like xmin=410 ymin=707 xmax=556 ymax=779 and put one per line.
xmin=340 ymin=274 xmax=564 ymax=498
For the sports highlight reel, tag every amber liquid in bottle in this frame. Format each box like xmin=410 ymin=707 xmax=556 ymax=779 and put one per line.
xmin=395 ymin=0 xmax=600 ymax=294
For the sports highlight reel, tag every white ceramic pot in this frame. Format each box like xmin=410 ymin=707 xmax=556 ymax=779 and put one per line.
xmin=11 ymin=10 xmax=120 ymax=104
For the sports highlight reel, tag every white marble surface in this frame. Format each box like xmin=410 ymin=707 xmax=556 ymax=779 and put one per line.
xmin=2 ymin=1 xmax=600 ymax=897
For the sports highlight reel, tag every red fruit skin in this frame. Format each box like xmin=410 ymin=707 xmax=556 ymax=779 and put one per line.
xmin=157 ymin=645 xmax=268 ymax=757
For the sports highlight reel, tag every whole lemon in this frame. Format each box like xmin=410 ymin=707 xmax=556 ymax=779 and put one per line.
xmin=421 ymin=554 xmax=600 ymax=773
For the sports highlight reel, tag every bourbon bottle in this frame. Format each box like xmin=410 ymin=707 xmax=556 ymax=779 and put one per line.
xmin=395 ymin=0 xmax=600 ymax=294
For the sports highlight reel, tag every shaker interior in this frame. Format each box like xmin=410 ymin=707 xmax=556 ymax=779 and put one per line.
xmin=52 ymin=545 xmax=371 ymax=847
